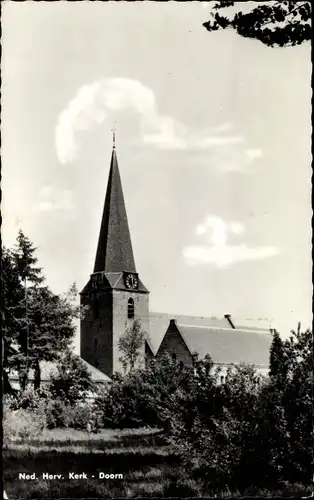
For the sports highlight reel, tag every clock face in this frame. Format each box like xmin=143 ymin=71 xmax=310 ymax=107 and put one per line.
xmin=125 ymin=273 xmax=138 ymax=290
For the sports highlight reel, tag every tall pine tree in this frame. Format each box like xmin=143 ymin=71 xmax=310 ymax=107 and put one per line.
xmin=10 ymin=231 xmax=45 ymax=389
xmin=2 ymin=247 xmax=25 ymax=392
xmin=3 ymin=230 xmax=80 ymax=390
xmin=269 ymin=328 xmax=289 ymax=386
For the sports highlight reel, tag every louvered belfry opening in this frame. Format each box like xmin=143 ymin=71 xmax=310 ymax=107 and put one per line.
xmin=128 ymin=298 xmax=135 ymax=319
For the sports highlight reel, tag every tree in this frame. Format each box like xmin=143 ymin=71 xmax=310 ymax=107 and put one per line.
xmin=280 ymin=324 xmax=313 ymax=484
xmin=269 ymin=328 xmax=289 ymax=386
xmin=49 ymin=350 xmax=97 ymax=405
xmin=23 ymin=283 xmax=81 ymax=389
xmin=6 ymin=230 xmax=45 ymax=389
xmin=2 ymin=247 xmax=25 ymax=377
xmin=2 ymin=230 xmax=81 ymax=390
xmin=94 ymin=352 xmax=199 ymax=429
xmin=13 ymin=230 xmax=45 ymax=285
xmin=203 ymin=1 xmax=311 ymax=47
xmin=118 ymin=319 xmax=148 ymax=373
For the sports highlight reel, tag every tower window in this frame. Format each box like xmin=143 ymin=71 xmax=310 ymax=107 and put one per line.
xmin=127 ymin=298 xmax=134 ymax=319
xmin=94 ymin=337 xmax=98 ymax=350
xmin=171 ymin=353 xmax=177 ymax=362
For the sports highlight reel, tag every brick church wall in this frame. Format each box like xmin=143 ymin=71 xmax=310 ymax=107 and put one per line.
xmin=80 ymin=291 xmax=113 ymax=377
xmin=112 ymin=290 xmax=149 ymax=373
xmin=156 ymin=321 xmax=193 ymax=365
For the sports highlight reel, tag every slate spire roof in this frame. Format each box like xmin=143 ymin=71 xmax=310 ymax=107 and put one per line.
xmin=94 ymin=143 xmax=136 ymax=273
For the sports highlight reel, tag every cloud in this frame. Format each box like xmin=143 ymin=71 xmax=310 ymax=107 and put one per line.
xmin=245 ymin=148 xmax=263 ymax=161
xmin=230 ymin=221 xmax=245 ymax=234
xmin=209 ymin=144 xmax=263 ymax=174
xmin=183 ymin=215 xmax=280 ymax=267
xmin=56 ymin=78 xmax=157 ymax=163
xmin=56 ymin=78 xmax=262 ymax=170
xmin=37 ymin=186 xmax=74 ymax=211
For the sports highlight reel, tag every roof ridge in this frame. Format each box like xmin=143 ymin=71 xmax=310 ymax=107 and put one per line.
xmin=178 ymin=323 xmax=270 ymax=334
xmin=150 ymin=312 xmax=224 ymax=319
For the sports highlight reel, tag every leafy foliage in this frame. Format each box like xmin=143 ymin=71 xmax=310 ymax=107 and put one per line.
xmin=2 ymin=230 xmax=81 ymax=390
xmin=203 ymin=1 xmax=311 ymax=47
xmin=45 ymin=399 xmax=73 ymax=429
xmin=118 ymin=319 xmax=148 ymax=373
xmin=69 ymin=403 xmax=103 ymax=432
xmin=49 ymin=351 xmax=97 ymax=405
xmin=163 ymin=326 xmax=313 ymax=489
xmin=94 ymin=354 xmax=191 ymax=429
xmin=95 ymin=325 xmax=312 ymax=490
xmin=3 ymin=394 xmax=47 ymax=443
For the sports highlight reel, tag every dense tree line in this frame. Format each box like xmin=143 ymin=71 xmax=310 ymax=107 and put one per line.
xmin=93 ymin=325 xmax=312 ymax=490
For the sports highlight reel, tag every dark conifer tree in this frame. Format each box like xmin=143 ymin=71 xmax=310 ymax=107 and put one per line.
xmin=269 ymin=328 xmax=289 ymax=386
xmin=3 ymin=230 xmax=80 ymax=390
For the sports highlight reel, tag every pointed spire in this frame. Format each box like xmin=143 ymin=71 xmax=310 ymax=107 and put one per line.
xmin=93 ymin=141 xmax=136 ymax=274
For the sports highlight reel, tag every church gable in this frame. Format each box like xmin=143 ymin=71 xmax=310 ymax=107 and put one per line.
xmin=148 ymin=312 xmax=233 ymax=356
xmin=145 ymin=339 xmax=155 ymax=362
xmin=156 ymin=319 xmax=193 ymax=365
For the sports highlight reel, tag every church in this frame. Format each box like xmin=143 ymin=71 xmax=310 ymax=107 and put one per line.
xmin=8 ymin=135 xmax=272 ymax=393
xmin=79 ymin=135 xmax=272 ymax=381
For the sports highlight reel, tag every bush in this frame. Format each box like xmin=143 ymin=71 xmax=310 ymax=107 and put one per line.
xmin=3 ymin=394 xmax=17 ymax=414
xmin=45 ymin=399 xmax=72 ymax=429
xmin=68 ymin=404 xmax=101 ymax=432
xmin=3 ymin=407 xmax=46 ymax=443
xmin=9 ymin=386 xmax=52 ymax=411
xmin=69 ymin=404 xmax=91 ymax=430
xmin=94 ymin=356 xmax=195 ymax=430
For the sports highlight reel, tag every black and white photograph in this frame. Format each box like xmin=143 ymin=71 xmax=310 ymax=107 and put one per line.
xmin=2 ymin=1 xmax=312 ymax=498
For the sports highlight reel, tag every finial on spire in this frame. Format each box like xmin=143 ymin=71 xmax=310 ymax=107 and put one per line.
xmin=111 ymin=125 xmax=116 ymax=149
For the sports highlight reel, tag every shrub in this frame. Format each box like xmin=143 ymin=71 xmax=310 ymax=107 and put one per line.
xmin=3 ymin=407 xmax=46 ymax=443
xmin=9 ymin=386 xmax=52 ymax=411
xmin=68 ymin=404 xmax=101 ymax=432
xmin=3 ymin=394 xmax=17 ymax=414
xmin=45 ymin=399 xmax=72 ymax=429
xmin=69 ymin=404 xmax=91 ymax=430
xmin=94 ymin=355 xmax=196 ymax=430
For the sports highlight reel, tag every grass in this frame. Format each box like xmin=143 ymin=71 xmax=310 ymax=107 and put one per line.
xmin=4 ymin=427 xmax=313 ymax=498
xmin=4 ymin=427 xmax=180 ymax=499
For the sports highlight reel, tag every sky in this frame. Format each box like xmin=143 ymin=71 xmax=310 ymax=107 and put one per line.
xmin=2 ymin=1 xmax=312 ymax=351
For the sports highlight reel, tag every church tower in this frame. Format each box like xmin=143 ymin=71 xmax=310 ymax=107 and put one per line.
xmin=80 ymin=135 xmax=149 ymax=377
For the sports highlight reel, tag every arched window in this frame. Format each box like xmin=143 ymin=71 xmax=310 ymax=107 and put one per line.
xmin=94 ymin=337 xmax=98 ymax=350
xmin=127 ymin=298 xmax=134 ymax=319
xmin=220 ymin=375 xmax=225 ymax=384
